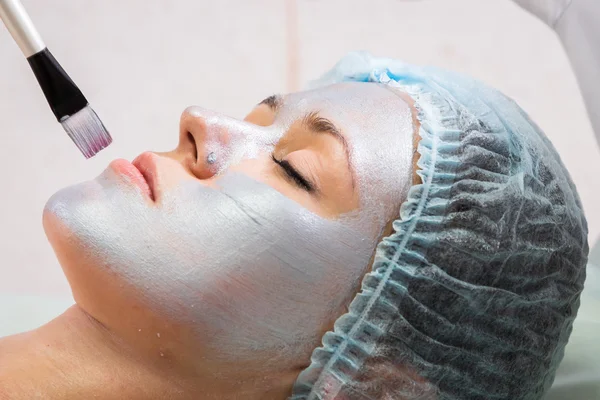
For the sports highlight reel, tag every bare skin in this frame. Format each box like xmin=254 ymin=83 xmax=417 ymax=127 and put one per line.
xmin=0 ymin=306 xmax=188 ymax=400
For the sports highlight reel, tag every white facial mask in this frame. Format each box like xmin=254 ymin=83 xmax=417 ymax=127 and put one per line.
xmin=281 ymin=83 xmax=415 ymax=235
xmin=46 ymin=169 xmax=375 ymax=360
xmin=191 ymin=82 xmax=415 ymax=237
xmin=45 ymin=82 xmax=415 ymax=362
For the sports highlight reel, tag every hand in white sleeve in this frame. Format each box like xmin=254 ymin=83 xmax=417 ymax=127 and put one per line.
xmin=512 ymin=0 xmax=573 ymax=27
xmin=513 ymin=0 xmax=600 ymax=147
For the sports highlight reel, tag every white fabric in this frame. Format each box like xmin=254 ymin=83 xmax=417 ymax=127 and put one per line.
xmin=513 ymin=0 xmax=600 ymax=148
xmin=512 ymin=0 xmax=573 ymax=26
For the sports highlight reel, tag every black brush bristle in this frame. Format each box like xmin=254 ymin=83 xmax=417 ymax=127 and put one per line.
xmin=27 ymin=48 xmax=112 ymax=157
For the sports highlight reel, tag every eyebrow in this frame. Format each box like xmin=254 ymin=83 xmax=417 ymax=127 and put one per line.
xmin=258 ymin=94 xmax=281 ymax=111
xmin=302 ymin=111 xmax=356 ymax=189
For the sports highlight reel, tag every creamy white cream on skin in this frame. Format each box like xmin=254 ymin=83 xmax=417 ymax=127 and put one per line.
xmin=44 ymin=82 xmax=416 ymax=361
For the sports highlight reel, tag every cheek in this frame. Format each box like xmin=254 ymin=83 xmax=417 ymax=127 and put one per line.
xmin=45 ymin=171 xmax=376 ymax=363
xmin=43 ymin=209 xmax=136 ymax=328
xmin=42 ymin=209 xmax=83 ymax=282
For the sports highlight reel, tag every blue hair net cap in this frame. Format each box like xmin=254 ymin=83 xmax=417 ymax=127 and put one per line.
xmin=291 ymin=52 xmax=589 ymax=400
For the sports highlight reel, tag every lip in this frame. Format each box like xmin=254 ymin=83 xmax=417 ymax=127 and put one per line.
xmin=131 ymin=152 xmax=160 ymax=201
xmin=108 ymin=154 xmax=156 ymax=201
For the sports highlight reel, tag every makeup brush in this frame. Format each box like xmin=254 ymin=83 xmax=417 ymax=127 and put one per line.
xmin=0 ymin=0 xmax=112 ymax=158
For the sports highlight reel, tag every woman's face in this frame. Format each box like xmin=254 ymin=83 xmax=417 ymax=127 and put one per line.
xmin=43 ymin=82 xmax=416 ymax=370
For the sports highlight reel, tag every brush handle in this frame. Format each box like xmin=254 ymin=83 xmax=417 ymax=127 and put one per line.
xmin=0 ymin=0 xmax=45 ymax=57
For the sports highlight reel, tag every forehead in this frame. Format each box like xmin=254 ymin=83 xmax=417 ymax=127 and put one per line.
xmin=287 ymin=81 xmax=395 ymax=102
xmin=281 ymin=82 xmax=409 ymax=130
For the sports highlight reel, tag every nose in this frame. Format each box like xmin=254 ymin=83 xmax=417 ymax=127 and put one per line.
xmin=166 ymin=106 xmax=272 ymax=179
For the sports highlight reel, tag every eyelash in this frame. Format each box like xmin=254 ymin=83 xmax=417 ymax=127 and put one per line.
xmin=271 ymin=154 xmax=313 ymax=192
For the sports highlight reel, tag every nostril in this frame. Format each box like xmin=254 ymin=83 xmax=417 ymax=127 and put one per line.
xmin=187 ymin=131 xmax=198 ymax=162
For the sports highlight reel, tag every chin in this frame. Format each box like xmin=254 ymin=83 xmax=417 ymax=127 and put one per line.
xmin=42 ymin=173 xmax=123 ymax=268
xmin=44 ymin=178 xmax=100 ymax=235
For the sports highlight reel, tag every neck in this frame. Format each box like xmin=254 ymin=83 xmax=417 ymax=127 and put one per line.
xmin=0 ymin=305 xmax=183 ymax=400
xmin=0 ymin=304 xmax=296 ymax=399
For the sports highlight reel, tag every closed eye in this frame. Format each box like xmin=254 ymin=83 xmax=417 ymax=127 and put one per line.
xmin=271 ymin=154 xmax=314 ymax=192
